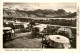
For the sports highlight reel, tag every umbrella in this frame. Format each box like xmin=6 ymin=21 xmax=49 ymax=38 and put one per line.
xmin=58 ymin=27 xmax=72 ymax=32
xmin=34 ymin=24 xmax=47 ymax=32
xmin=48 ymin=35 xmax=71 ymax=48
xmin=49 ymin=35 xmax=70 ymax=43
xmin=57 ymin=27 xmax=72 ymax=38
xmin=3 ymin=27 xmax=12 ymax=30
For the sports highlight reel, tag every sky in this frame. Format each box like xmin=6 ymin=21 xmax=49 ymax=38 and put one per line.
xmin=3 ymin=3 xmax=77 ymax=12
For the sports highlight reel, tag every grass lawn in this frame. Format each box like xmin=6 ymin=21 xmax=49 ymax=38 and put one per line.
xmin=3 ymin=32 xmax=42 ymax=48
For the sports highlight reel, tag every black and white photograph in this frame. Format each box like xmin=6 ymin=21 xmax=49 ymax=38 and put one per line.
xmin=3 ymin=2 xmax=77 ymax=49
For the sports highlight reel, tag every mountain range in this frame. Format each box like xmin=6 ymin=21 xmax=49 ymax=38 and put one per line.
xmin=3 ymin=8 xmax=76 ymax=18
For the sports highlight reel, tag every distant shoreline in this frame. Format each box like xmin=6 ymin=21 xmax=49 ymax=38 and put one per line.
xmin=3 ymin=17 xmax=76 ymax=20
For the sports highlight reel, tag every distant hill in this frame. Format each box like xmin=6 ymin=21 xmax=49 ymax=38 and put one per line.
xmin=3 ymin=8 xmax=76 ymax=18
